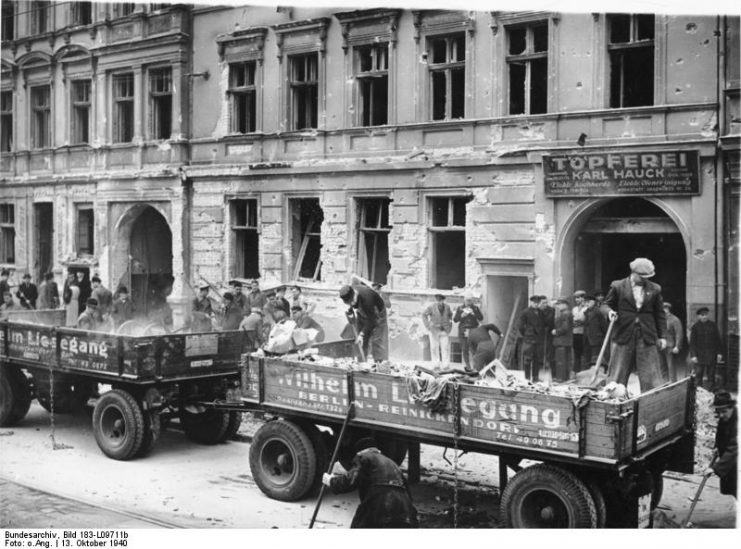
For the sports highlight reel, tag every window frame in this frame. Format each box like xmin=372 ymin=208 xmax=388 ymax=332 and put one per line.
xmin=75 ymin=204 xmax=94 ymax=257
xmin=228 ymin=61 xmax=258 ymax=134
xmin=2 ymin=1 xmax=15 ymax=41
xmin=31 ymin=1 xmax=49 ymax=35
xmin=71 ymin=1 xmax=93 ymax=27
xmin=426 ymin=194 xmax=471 ymax=290
xmin=354 ymin=43 xmax=390 ymax=127
xmin=1 ymin=90 xmax=12 ymax=153
xmin=356 ymin=197 xmax=392 ymax=285
xmin=112 ymin=72 xmax=135 ymax=144
xmin=0 ymin=203 xmax=15 ymax=265
xmin=606 ymin=13 xmax=656 ymax=109
xmin=505 ymin=21 xmax=549 ymax=116
xmin=30 ymin=84 xmax=51 ymax=149
xmin=70 ymin=79 xmax=91 ymax=145
xmin=229 ymin=198 xmax=261 ymax=280
xmin=287 ymin=197 xmax=324 ymax=282
xmin=149 ymin=67 xmax=172 ymax=141
xmin=288 ymin=52 xmax=319 ymax=131
xmin=426 ymin=32 xmax=467 ymax=121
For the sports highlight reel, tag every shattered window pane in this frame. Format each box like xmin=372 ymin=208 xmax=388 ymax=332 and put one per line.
xmin=609 ymin=14 xmax=631 ymax=43
xmin=427 ymin=33 xmax=466 ymax=120
xmin=609 ymin=14 xmax=655 ymax=108
xmin=506 ymin=22 xmax=549 ymax=115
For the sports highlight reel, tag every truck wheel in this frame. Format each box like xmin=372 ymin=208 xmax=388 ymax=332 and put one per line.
xmin=501 ymin=464 xmax=598 ymax=528
xmin=180 ymin=408 xmax=230 ymax=445
xmin=586 ymin=481 xmax=608 ymax=528
xmin=296 ymin=421 xmax=330 ymax=495
xmin=0 ymin=366 xmax=32 ymax=426
xmin=135 ymin=410 xmax=161 ymax=458
xmin=92 ymin=389 xmax=145 ymax=460
xmin=249 ymin=419 xmax=317 ymax=502
xmin=219 ymin=411 xmax=243 ymax=442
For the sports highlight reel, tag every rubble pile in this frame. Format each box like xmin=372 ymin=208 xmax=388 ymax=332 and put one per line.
xmin=693 ymin=387 xmax=717 ymax=472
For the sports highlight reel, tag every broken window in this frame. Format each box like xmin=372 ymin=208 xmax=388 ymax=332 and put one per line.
xmin=290 ymin=198 xmax=323 ymax=281
xmin=229 ymin=62 xmax=257 ymax=134
xmin=355 ymin=43 xmax=388 ymax=127
xmin=73 ymin=2 xmax=93 ymax=26
xmin=0 ymin=204 xmax=15 ymax=264
xmin=1 ymin=91 xmax=12 ymax=152
xmin=2 ymin=2 xmax=14 ymax=41
xmin=231 ymin=199 xmax=260 ymax=279
xmin=32 ymin=1 xmax=49 ymax=34
xmin=30 ymin=85 xmax=50 ymax=149
xmin=427 ymin=33 xmax=465 ymax=120
xmin=608 ymin=14 xmax=655 ymax=108
xmin=428 ymin=196 xmax=470 ymax=290
xmin=71 ymin=80 xmax=91 ymax=145
xmin=357 ymin=198 xmax=391 ymax=285
xmin=114 ymin=3 xmax=136 ymax=18
xmin=113 ymin=73 xmax=134 ymax=143
xmin=150 ymin=68 xmax=172 ymax=140
xmin=289 ymin=53 xmax=318 ymax=130
xmin=506 ymin=22 xmax=548 ymax=115
xmin=76 ymin=205 xmax=94 ymax=256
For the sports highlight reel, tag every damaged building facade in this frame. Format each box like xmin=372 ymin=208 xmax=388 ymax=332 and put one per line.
xmin=1 ymin=4 xmax=740 ymax=367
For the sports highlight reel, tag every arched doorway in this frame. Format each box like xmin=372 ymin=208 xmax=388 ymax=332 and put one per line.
xmin=120 ymin=206 xmax=173 ymax=316
xmin=568 ymin=197 xmax=687 ymax=328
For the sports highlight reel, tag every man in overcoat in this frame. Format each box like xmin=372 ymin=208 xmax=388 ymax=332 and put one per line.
xmin=339 ymin=284 xmax=388 ymax=361
xmin=689 ymin=307 xmax=723 ymax=390
xmin=517 ymin=295 xmax=547 ymax=382
xmin=604 ymin=257 xmax=666 ymax=392
xmin=323 ymin=437 xmax=419 ymax=528
xmin=708 ymin=391 xmax=737 ymax=498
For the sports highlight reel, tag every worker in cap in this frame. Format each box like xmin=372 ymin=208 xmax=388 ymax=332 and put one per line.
xmin=689 ymin=306 xmax=723 ymax=390
xmin=706 ymin=391 xmax=737 ymax=498
xmin=454 ymin=291 xmax=484 ymax=369
xmin=660 ymin=301 xmax=683 ymax=382
xmin=572 ymin=290 xmax=588 ymax=372
xmin=190 ymin=284 xmax=214 ymax=332
xmin=76 ymin=298 xmax=101 ymax=331
xmin=604 ymin=257 xmax=666 ymax=391
xmin=339 ymin=283 xmax=388 ymax=361
xmin=322 ymin=437 xmax=419 ymax=528
xmin=516 ymin=294 xmax=547 ymax=381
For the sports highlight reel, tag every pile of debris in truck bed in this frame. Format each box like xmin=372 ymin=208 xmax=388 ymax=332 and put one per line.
xmin=693 ymin=387 xmax=718 ymax=472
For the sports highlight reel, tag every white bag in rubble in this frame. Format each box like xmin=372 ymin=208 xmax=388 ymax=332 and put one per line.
xmin=292 ymin=327 xmax=319 ymax=346
xmin=265 ymin=320 xmax=297 ymax=354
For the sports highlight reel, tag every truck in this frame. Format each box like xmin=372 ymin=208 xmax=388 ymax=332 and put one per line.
xmin=1 ymin=312 xmax=697 ymax=528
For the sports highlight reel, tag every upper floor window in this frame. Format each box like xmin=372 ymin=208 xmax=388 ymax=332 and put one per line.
xmin=149 ymin=68 xmax=172 ymax=140
xmin=506 ymin=22 xmax=548 ymax=115
xmin=71 ymin=80 xmax=91 ymax=145
xmin=113 ymin=3 xmax=136 ymax=18
xmin=1 ymin=91 xmax=12 ymax=152
xmin=149 ymin=3 xmax=169 ymax=11
xmin=31 ymin=1 xmax=49 ymax=35
xmin=229 ymin=62 xmax=257 ymax=134
xmin=428 ymin=196 xmax=469 ymax=290
xmin=355 ymin=44 xmax=389 ymax=127
xmin=608 ymin=14 xmax=655 ymax=108
xmin=427 ymin=33 xmax=466 ymax=120
xmin=0 ymin=204 xmax=15 ymax=264
xmin=1 ymin=2 xmax=14 ymax=41
xmin=113 ymin=73 xmax=134 ymax=143
xmin=30 ymin=85 xmax=50 ymax=149
xmin=72 ymin=2 xmax=93 ymax=26
xmin=289 ymin=53 xmax=318 ymax=130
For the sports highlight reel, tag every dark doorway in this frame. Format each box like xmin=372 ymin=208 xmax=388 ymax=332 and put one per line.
xmin=129 ymin=207 xmax=173 ymax=316
xmin=34 ymin=203 xmax=53 ymax=282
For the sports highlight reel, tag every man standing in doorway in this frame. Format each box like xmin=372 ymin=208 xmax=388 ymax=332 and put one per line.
xmin=689 ymin=307 xmax=723 ymax=390
xmin=517 ymin=295 xmax=547 ymax=382
xmin=572 ymin=290 xmax=588 ymax=371
xmin=661 ymin=302 xmax=684 ymax=383
xmin=422 ymin=294 xmax=453 ymax=368
xmin=604 ymin=257 xmax=667 ymax=392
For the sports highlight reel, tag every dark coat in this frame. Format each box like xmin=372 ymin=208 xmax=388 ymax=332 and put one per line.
xmin=517 ymin=307 xmax=547 ymax=344
xmin=349 ymin=284 xmax=387 ymax=340
xmin=453 ymin=304 xmax=484 ymax=336
xmin=16 ymin=282 xmax=38 ymax=309
xmin=552 ymin=311 xmax=573 ymax=347
xmin=191 ymin=296 xmax=214 ymax=331
xmin=713 ymin=408 xmax=738 ymax=497
xmin=604 ymin=277 xmax=665 ymax=345
xmin=690 ymin=320 xmax=722 ymax=364
xmin=111 ymin=298 xmax=136 ymax=326
xmin=468 ymin=323 xmax=502 ymax=351
xmin=222 ymin=302 xmax=244 ymax=330
xmin=584 ymin=306 xmax=609 ymax=347
xmin=329 ymin=447 xmax=418 ymax=528
xmin=664 ymin=312 xmax=684 ymax=350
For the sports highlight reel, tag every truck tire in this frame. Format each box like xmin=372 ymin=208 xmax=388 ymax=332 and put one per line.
xmin=586 ymin=481 xmax=608 ymax=528
xmin=0 ymin=366 xmax=32 ymax=426
xmin=296 ymin=422 xmax=330 ymax=496
xmin=501 ymin=464 xmax=598 ymax=528
xmin=92 ymin=389 xmax=145 ymax=460
xmin=219 ymin=411 xmax=243 ymax=443
xmin=135 ymin=409 xmax=161 ymax=458
xmin=180 ymin=408 xmax=230 ymax=445
xmin=249 ymin=419 xmax=317 ymax=502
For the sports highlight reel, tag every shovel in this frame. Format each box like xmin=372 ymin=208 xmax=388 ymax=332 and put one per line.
xmin=681 ymin=456 xmax=717 ymax=528
xmin=587 ymin=315 xmax=616 ymax=387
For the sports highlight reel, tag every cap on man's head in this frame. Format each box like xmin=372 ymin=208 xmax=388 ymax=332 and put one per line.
xmin=629 ymin=257 xmax=656 ymax=278
xmin=339 ymin=285 xmax=354 ymax=302
xmin=223 ymin=292 xmax=234 ymax=301
xmin=712 ymin=391 xmax=736 ymax=409
xmin=529 ymin=295 xmax=540 ymax=303
xmin=118 ymin=285 xmax=128 ymax=294
xmin=573 ymin=290 xmax=586 ymax=298
xmin=0 ymin=269 xmax=9 ymax=277
xmin=199 ymin=284 xmax=210 ymax=292
xmin=353 ymin=437 xmax=378 ymax=455
xmin=556 ymin=298 xmax=569 ymax=306
xmin=291 ymin=305 xmax=303 ymax=312
xmin=230 ymin=280 xmax=242 ymax=288
xmin=434 ymin=293 xmax=445 ymax=300
xmin=91 ymin=275 xmax=101 ymax=283
xmin=23 ymin=273 xmax=31 ymax=279
xmin=86 ymin=298 xmax=98 ymax=307
xmin=585 ymin=294 xmax=596 ymax=301
xmin=697 ymin=306 xmax=710 ymax=315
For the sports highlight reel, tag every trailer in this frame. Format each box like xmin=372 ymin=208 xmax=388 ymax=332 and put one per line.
xmin=238 ymin=340 xmax=697 ymax=528
xmin=0 ymin=311 xmax=247 ymax=460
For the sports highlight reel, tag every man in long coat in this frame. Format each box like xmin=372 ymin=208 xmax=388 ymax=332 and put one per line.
xmin=689 ymin=307 xmax=723 ymax=390
xmin=708 ymin=391 xmax=737 ymax=498
xmin=323 ymin=437 xmax=419 ymax=528
xmin=604 ymin=257 xmax=666 ymax=392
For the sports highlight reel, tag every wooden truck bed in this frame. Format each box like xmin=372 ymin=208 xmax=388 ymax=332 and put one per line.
xmin=241 ymin=342 xmax=693 ymax=468
xmin=0 ymin=319 xmax=246 ymax=383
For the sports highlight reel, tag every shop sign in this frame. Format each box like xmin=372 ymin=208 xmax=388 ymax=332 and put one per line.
xmin=543 ymin=150 xmax=700 ymax=197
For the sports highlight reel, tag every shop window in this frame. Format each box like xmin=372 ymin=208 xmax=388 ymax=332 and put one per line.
xmin=113 ymin=73 xmax=134 ymax=143
xmin=0 ymin=204 xmax=14 ymax=264
xmin=357 ymin=198 xmax=391 ymax=285
xmin=31 ymin=85 xmax=50 ymax=149
xmin=229 ymin=62 xmax=257 ymax=134
xmin=1 ymin=91 xmax=12 ymax=152
xmin=76 ymin=205 xmax=94 ymax=256
xmin=289 ymin=53 xmax=318 ymax=130
xmin=231 ymin=199 xmax=260 ymax=279
xmin=355 ymin=44 xmax=389 ymax=127
xmin=31 ymin=1 xmax=49 ymax=35
xmin=71 ymin=80 xmax=91 ymax=145
xmin=150 ymin=68 xmax=172 ymax=140
xmin=72 ymin=2 xmax=93 ymax=26
xmin=608 ymin=14 xmax=655 ymax=108
xmin=290 ymin=198 xmax=323 ymax=281
xmin=427 ymin=33 xmax=465 ymax=120
xmin=2 ymin=2 xmax=14 ymax=41
xmin=428 ymin=196 xmax=469 ymax=290
xmin=506 ymin=22 xmax=548 ymax=115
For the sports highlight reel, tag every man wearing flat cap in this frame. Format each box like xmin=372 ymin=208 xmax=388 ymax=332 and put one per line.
xmin=76 ymin=298 xmax=101 ymax=331
xmin=689 ymin=307 xmax=723 ymax=390
xmin=517 ymin=295 xmax=547 ymax=382
xmin=339 ymin=284 xmax=388 ymax=361
xmin=604 ymin=257 xmax=667 ymax=391
xmin=190 ymin=285 xmax=214 ymax=332
xmin=707 ymin=391 xmax=737 ymax=498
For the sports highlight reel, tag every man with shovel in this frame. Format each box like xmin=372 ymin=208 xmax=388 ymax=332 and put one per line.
xmin=604 ymin=257 xmax=666 ymax=392
xmin=339 ymin=284 xmax=388 ymax=361
xmin=707 ymin=391 xmax=737 ymax=498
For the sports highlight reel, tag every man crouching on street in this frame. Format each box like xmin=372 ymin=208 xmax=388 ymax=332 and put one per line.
xmin=322 ymin=437 xmax=419 ymax=528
